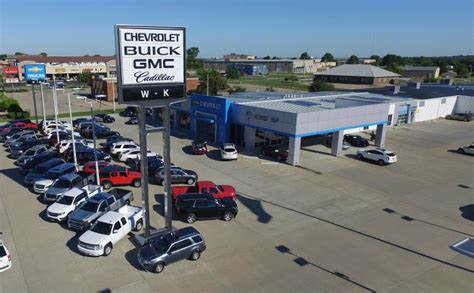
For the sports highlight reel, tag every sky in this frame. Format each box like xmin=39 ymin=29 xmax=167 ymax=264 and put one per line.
xmin=1 ymin=0 xmax=473 ymax=58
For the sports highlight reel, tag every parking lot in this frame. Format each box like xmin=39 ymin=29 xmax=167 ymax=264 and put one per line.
xmin=0 ymin=117 xmax=473 ymax=292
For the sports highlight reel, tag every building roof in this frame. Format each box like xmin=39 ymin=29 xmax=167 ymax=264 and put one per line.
xmin=359 ymin=84 xmax=474 ymax=100
xmin=16 ymin=55 xmax=115 ymax=63
xmin=402 ymin=65 xmax=439 ymax=71
xmin=314 ymin=64 xmax=401 ymax=77
xmin=230 ymin=92 xmax=410 ymax=114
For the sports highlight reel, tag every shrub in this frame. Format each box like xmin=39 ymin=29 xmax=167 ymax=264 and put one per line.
xmin=0 ymin=93 xmax=20 ymax=112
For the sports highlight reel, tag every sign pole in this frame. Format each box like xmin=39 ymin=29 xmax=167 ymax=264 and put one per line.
xmin=31 ymin=83 xmax=39 ymax=124
xmin=40 ymin=83 xmax=46 ymax=122
xmin=163 ymin=104 xmax=173 ymax=229
xmin=52 ymin=76 xmax=60 ymax=145
xmin=68 ymin=93 xmax=78 ymax=167
xmin=138 ymin=105 xmax=151 ymax=237
xmin=112 ymin=83 xmax=116 ymax=113
xmin=90 ymin=104 xmax=100 ymax=184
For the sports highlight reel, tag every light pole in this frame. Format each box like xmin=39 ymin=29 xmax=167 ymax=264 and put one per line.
xmin=40 ymin=82 xmax=46 ymax=122
xmin=112 ymin=82 xmax=116 ymax=113
xmin=52 ymin=76 xmax=60 ymax=145
xmin=67 ymin=93 xmax=77 ymax=166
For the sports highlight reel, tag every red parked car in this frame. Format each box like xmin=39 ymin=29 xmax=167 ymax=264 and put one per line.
xmin=82 ymin=161 xmax=112 ymax=174
xmin=192 ymin=139 xmax=208 ymax=155
xmin=99 ymin=165 xmax=142 ymax=189
xmin=11 ymin=121 xmax=38 ymax=130
xmin=171 ymin=180 xmax=237 ymax=201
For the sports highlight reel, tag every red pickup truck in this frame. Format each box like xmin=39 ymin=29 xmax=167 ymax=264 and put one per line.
xmin=99 ymin=165 xmax=142 ymax=189
xmin=171 ymin=180 xmax=237 ymax=201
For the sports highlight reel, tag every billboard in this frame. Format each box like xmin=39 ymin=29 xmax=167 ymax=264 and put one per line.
xmin=24 ymin=64 xmax=46 ymax=81
xmin=115 ymin=25 xmax=186 ymax=106
xmin=2 ymin=66 xmax=19 ymax=75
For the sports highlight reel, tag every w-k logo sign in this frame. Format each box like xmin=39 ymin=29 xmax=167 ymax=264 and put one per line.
xmin=122 ymin=85 xmax=184 ymax=103
xmin=140 ymin=88 xmax=171 ymax=99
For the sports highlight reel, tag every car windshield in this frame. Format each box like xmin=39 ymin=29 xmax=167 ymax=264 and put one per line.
xmin=224 ymin=148 xmax=235 ymax=152
xmin=0 ymin=245 xmax=6 ymax=257
xmin=152 ymin=238 xmax=171 ymax=254
xmin=57 ymin=196 xmax=74 ymax=205
xmin=91 ymin=221 xmax=113 ymax=235
xmin=45 ymin=171 xmax=62 ymax=179
xmin=386 ymin=152 xmax=396 ymax=157
xmin=217 ymin=185 xmax=224 ymax=192
xmin=24 ymin=149 xmax=35 ymax=156
xmin=53 ymin=179 xmax=71 ymax=188
xmin=80 ymin=202 xmax=99 ymax=212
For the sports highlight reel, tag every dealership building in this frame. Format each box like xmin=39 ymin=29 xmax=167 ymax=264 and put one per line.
xmin=167 ymin=84 xmax=474 ymax=166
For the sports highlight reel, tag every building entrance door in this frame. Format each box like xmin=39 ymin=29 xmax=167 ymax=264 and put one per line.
xmin=196 ymin=116 xmax=216 ymax=142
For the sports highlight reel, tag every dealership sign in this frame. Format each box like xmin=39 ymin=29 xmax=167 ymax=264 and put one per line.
xmin=24 ymin=64 xmax=46 ymax=81
xmin=2 ymin=66 xmax=18 ymax=75
xmin=115 ymin=25 xmax=186 ymax=105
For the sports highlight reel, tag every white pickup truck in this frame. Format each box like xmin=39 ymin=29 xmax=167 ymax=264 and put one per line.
xmin=46 ymin=185 xmax=102 ymax=222
xmin=77 ymin=205 xmax=143 ymax=256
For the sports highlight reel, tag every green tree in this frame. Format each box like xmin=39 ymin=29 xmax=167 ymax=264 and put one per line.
xmin=196 ymin=69 xmax=228 ymax=95
xmin=346 ymin=55 xmax=359 ymax=64
xmin=78 ymin=70 xmax=93 ymax=84
xmin=93 ymin=54 xmax=101 ymax=57
xmin=385 ymin=63 xmax=403 ymax=75
xmin=263 ymin=56 xmax=271 ymax=60
xmin=381 ymin=54 xmax=403 ymax=66
xmin=39 ymin=52 xmax=48 ymax=57
xmin=0 ymin=92 xmax=19 ymax=111
xmin=309 ymin=79 xmax=335 ymax=92
xmin=455 ymin=63 xmax=470 ymax=77
xmin=14 ymin=52 xmax=25 ymax=55
xmin=226 ymin=67 xmax=241 ymax=79
xmin=187 ymin=47 xmax=202 ymax=69
xmin=321 ymin=52 xmax=335 ymax=62
xmin=0 ymin=54 xmax=7 ymax=59
xmin=370 ymin=55 xmax=381 ymax=65
xmin=272 ymin=56 xmax=278 ymax=60
xmin=299 ymin=52 xmax=311 ymax=60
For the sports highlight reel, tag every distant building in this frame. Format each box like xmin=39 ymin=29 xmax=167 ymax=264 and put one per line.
xmin=360 ymin=58 xmax=377 ymax=64
xmin=402 ymin=65 xmax=440 ymax=79
xmin=203 ymin=59 xmax=336 ymax=74
xmin=441 ymin=70 xmax=457 ymax=79
xmin=10 ymin=55 xmax=116 ymax=81
xmin=228 ymin=63 xmax=268 ymax=76
xmin=314 ymin=64 xmax=400 ymax=85
xmin=224 ymin=54 xmax=256 ymax=61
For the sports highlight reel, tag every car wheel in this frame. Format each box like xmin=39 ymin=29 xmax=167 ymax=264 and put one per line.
xmin=103 ymin=181 xmax=112 ymax=189
xmin=125 ymin=199 xmax=131 ymax=205
xmin=378 ymin=159 xmax=385 ymax=166
xmin=154 ymin=262 xmax=165 ymax=273
xmin=186 ymin=178 xmax=195 ymax=185
xmin=134 ymin=220 xmax=143 ymax=231
xmin=457 ymin=148 xmax=465 ymax=154
xmin=357 ymin=153 xmax=363 ymax=160
xmin=133 ymin=179 xmax=141 ymax=187
xmin=103 ymin=243 xmax=112 ymax=256
xmin=186 ymin=213 xmax=196 ymax=224
xmin=190 ymin=250 xmax=201 ymax=261
xmin=223 ymin=211 xmax=234 ymax=222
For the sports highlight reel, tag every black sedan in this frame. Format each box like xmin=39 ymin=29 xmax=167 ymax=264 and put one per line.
xmin=93 ymin=113 xmax=115 ymax=123
xmin=66 ymin=148 xmax=111 ymax=165
xmin=343 ymin=134 xmax=369 ymax=147
xmin=261 ymin=145 xmax=288 ymax=161
xmin=125 ymin=116 xmax=138 ymax=125
xmin=83 ymin=127 xmax=120 ymax=139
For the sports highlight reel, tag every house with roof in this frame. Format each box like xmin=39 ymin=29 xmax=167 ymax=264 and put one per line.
xmin=402 ymin=65 xmax=440 ymax=79
xmin=313 ymin=64 xmax=401 ymax=85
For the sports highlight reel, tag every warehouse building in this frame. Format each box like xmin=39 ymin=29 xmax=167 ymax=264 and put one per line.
xmin=203 ymin=59 xmax=336 ymax=74
xmin=402 ymin=65 xmax=440 ymax=79
xmin=169 ymin=85 xmax=473 ymax=166
xmin=314 ymin=64 xmax=401 ymax=85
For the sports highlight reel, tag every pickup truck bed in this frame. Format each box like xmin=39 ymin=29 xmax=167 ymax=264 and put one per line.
xmin=109 ymin=188 xmax=132 ymax=200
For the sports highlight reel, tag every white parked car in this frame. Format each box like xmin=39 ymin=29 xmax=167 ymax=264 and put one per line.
xmin=46 ymin=130 xmax=81 ymax=140
xmin=119 ymin=149 xmax=157 ymax=162
xmin=111 ymin=141 xmax=139 ymax=157
xmin=77 ymin=205 xmax=143 ymax=256
xmin=58 ymin=140 xmax=93 ymax=154
xmin=0 ymin=240 xmax=12 ymax=272
xmin=47 ymin=185 xmax=102 ymax=222
xmin=357 ymin=148 xmax=397 ymax=165
xmin=457 ymin=144 xmax=474 ymax=155
xmin=220 ymin=143 xmax=238 ymax=160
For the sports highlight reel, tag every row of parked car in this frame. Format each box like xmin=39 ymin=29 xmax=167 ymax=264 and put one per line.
xmin=1 ymin=115 xmax=240 ymax=273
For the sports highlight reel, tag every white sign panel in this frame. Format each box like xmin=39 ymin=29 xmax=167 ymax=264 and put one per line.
xmin=118 ymin=27 xmax=185 ymax=85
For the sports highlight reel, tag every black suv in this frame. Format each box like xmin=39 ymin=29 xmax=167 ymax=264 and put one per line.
xmin=137 ymin=226 xmax=206 ymax=273
xmin=93 ymin=113 xmax=115 ymax=123
xmin=343 ymin=134 xmax=369 ymax=147
xmin=67 ymin=149 xmax=111 ymax=165
xmin=20 ymin=151 xmax=59 ymax=175
xmin=175 ymin=193 xmax=238 ymax=223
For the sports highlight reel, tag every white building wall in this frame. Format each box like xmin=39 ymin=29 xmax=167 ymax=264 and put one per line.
xmin=454 ymin=95 xmax=474 ymax=113
xmin=414 ymin=96 xmax=457 ymax=122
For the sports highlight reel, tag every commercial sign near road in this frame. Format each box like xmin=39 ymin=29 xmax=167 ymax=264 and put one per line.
xmin=115 ymin=25 xmax=186 ymax=105
xmin=24 ymin=64 xmax=46 ymax=82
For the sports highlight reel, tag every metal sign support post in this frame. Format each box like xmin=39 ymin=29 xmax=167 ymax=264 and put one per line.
xmin=162 ymin=104 xmax=173 ymax=230
xmin=40 ymin=83 xmax=46 ymax=122
xmin=90 ymin=104 xmax=100 ymax=184
xmin=31 ymin=83 xmax=39 ymax=124
xmin=67 ymin=94 xmax=78 ymax=166
xmin=52 ymin=79 xmax=60 ymax=145
xmin=138 ymin=105 xmax=151 ymax=237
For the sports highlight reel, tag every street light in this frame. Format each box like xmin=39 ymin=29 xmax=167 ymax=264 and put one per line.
xmin=67 ymin=93 xmax=78 ymax=167
xmin=84 ymin=97 xmax=100 ymax=185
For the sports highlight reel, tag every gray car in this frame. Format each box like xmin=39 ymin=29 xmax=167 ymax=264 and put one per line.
xmin=4 ymin=130 xmax=36 ymax=147
xmin=137 ymin=227 xmax=206 ymax=273
xmin=5 ymin=133 xmax=37 ymax=149
xmin=15 ymin=144 xmax=50 ymax=166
